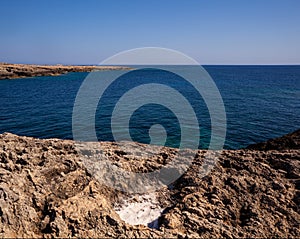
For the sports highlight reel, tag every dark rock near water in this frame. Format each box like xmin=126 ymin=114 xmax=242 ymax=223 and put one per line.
xmin=247 ymin=129 xmax=300 ymax=150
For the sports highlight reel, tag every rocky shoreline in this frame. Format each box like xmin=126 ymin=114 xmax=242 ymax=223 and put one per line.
xmin=0 ymin=131 xmax=299 ymax=237
xmin=0 ymin=63 xmax=131 ymax=80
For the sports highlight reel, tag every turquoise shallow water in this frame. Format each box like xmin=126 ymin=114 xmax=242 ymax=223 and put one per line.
xmin=0 ymin=65 xmax=299 ymax=149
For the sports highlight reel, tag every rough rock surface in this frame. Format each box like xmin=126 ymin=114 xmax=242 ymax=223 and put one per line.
xmin=0 ymin=63 xmax=131 ymax=80
xmin=0 ymin=132 xmax=299 ymax=238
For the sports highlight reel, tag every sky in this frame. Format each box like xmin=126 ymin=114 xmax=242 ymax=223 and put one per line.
xmin=1 ymin=0 xmax=300 ymax=65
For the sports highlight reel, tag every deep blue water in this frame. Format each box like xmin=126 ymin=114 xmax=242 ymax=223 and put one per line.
xmin=0 ymin=66 xmax=299 ymax=149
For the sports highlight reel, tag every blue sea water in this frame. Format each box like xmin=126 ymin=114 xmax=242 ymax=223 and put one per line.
xmin=0 ymin=66 xmax=299 ymax=149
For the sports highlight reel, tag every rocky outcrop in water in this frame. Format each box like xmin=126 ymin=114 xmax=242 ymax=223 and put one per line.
xmin=0 ymin=131 xmax=299 ymax=237
xmin=247 ymin=129 xmax=300 ymax=150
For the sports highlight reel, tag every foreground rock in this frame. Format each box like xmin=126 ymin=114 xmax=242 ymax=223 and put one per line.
xmin=0 ymin=63 xmax=131 ymax=80
xmin=0 ymin=132 xmax=299 ymax=237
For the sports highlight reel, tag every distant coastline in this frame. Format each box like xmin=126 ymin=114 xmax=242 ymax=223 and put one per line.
xmin=0 ymin=63 xmax=132 ymax=80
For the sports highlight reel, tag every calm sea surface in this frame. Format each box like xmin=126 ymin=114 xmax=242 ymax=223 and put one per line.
xmin=0 ymin=66 xmax=299 ymax=149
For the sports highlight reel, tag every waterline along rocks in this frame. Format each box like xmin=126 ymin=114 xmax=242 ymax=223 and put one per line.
xmin=0 ymin=131 xmax=299 ymax=237
xmin=0 ymin=63 xmax=131 ymax=80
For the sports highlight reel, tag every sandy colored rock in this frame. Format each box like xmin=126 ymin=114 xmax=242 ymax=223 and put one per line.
xmin=0 ymin=131 xmax=299 ymax=237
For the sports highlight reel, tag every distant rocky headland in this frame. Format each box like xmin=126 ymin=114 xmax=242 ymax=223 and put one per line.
xmin=0 ymin=130 xmax=299 ymax=237
xmin=0 ymin=63 xmax=131 ymax=80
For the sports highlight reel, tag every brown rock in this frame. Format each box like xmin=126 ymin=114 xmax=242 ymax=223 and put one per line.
xmin=0 ymin=131 xmax=299 ymax=237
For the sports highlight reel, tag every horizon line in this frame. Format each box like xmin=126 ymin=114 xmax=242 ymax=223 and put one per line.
xmin=1 ymin=62 xmax=300 ymax=66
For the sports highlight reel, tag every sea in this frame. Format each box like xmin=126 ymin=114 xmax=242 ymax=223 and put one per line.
xmin=0 ymin=65 xmax=299 ymax=149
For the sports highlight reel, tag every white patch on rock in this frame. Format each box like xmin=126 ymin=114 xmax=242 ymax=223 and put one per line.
xmin=114 ymin=193 xmax=164 ymax=229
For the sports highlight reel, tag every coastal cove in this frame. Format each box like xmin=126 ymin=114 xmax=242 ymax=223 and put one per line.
xmin=1 ymin=1 xmax=300 ymax=238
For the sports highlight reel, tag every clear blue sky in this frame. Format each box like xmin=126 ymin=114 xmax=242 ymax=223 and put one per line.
xmin=1 ymin=0 xmax=300 ymax=65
